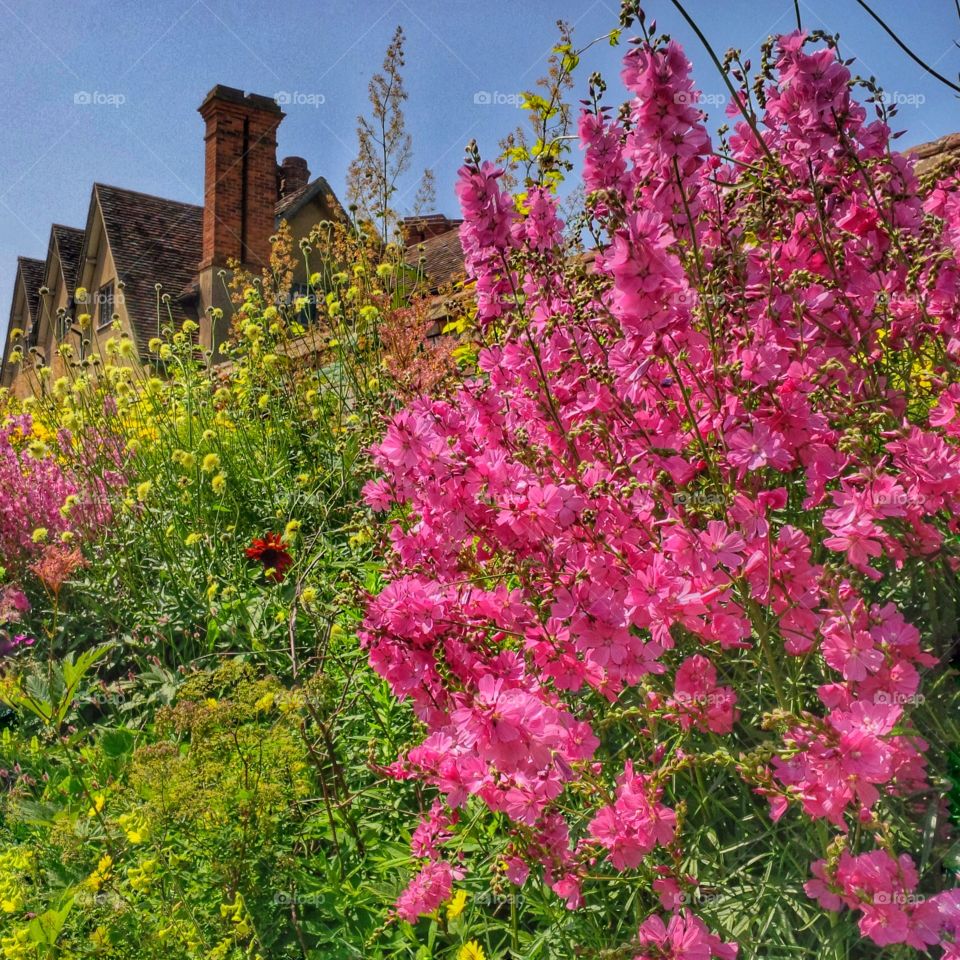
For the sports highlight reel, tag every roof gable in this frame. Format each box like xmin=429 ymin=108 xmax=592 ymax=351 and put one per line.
xmin=2 ymin=257 xmax=45 ymax=378
xmin=275 ymin=176 xmax=346 ymax=223
xmin=92 ymin=184 xmax=203 ymax=350
xmin=51 ymin=225 xmax=85 ymax=292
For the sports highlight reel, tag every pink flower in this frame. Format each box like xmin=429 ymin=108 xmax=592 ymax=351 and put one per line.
xmin=727 ymin=424 xmax=793 ymax=473
xmin=393 ymin=860 xmax=454 ymax=923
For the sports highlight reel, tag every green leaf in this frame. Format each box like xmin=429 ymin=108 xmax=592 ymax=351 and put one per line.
xmin=27 ymin=897 xmax=73 ymax=946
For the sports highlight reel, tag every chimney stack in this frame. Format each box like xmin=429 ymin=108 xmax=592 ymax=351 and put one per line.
xmin=198 ymin=85 xmax=284 ymax=272
xmin=278 ymin=156 xmax=310 ymax=199
xmin=399 ymin=214 xmax=463 ymax=247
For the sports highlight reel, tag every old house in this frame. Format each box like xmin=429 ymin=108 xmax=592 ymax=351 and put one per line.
xmin=1 ymin=86 xmax=351 ymax=398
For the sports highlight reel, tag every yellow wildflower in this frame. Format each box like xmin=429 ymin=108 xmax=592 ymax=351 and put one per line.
xmin=87 ymin=854 xmax=113 ymax=891
xmin=446 ymin=889 xmax=468 ymax=920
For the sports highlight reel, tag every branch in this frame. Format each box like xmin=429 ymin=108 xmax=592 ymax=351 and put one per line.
xmin=852 ymin=0 xmax=960 ymax=94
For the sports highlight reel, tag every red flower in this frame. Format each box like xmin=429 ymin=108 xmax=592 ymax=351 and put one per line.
xmin=245 ymin=533 xmax=292 ymax=582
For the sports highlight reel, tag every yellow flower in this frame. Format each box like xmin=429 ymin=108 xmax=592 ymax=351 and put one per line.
xmin=201 ymin=453 xmax=220 ymax=474
xmin=254 ymin=692 xmax=275 ymax=713
xmin=185 ymin=533 xmax=202 ymax=547
xmin=117 ymin=812 xmax=149 ymax=844
xmin=87 ymin=854 xmax=113 ymax=891
xmin=283 ymin=519 xmax=301 ymax=540
xmin=458 ymin=941 xmax=486 ymax=960
xmin=211 ymin=473 xmax=227 ymax=495
xmin=87 ymin=793 xmax=106 ymax=817
xmin=118 ymin=337 xmax=135 ymax=358
xmin=309 ymin=272 xmax=322 ymax=286
xmin=75 ymin=287 xmax=88 ymax=302
xmin=136 ymin=481 xmax=152 ymax=501
xmin=300 ymin=587 xmax=318 ymax=606
xmin=31 ymin=528 xmax=48 ymax=544
xmin=446 ymin=889 xmax=468 ymax=920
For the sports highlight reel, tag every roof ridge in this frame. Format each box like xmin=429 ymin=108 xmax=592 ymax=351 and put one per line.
xmin=93 ymin=182 xmax=202 ymax=210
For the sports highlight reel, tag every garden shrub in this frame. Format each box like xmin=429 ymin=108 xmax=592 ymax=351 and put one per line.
xmin=363 ymin=16 xmax=960 ymax=960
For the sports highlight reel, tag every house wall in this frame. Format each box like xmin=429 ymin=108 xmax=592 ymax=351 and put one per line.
xmin=1 ymin=279 xmax=30 ymax=399
xmin=70 ymin=204 xmax=143 ymax=383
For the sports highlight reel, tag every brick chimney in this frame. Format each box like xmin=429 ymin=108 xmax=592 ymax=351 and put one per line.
xmin=400 ymin=213 xmax=463 ymax=247
xmin=198 ymin=85 xmax=284 ymax=272
xmin=278 ymin=155 xmax=310 ymax=199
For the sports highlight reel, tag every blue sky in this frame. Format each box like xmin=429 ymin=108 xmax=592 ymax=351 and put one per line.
xmin=1 ymin=0 xmax=958 ymax=340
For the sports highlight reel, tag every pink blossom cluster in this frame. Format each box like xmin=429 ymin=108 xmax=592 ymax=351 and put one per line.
xmin=0 ymin=414 xmax=109 ymax=571
xmin=366 ymin=26 xmax=960 ymax=954
xmin=393 ymin=859 xmax=455 ymax=924
xmin=806 ymin=851 xmax=960 ymax=952
xmin=634 ymin=912 xmax=738 ymax=960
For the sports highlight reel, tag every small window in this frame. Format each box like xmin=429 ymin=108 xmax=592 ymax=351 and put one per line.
xmin=96 ymin=282 xmax=115 ymax=329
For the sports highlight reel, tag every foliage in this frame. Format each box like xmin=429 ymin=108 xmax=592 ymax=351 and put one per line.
xmin=0 ymin=224 xmax=462 ymax=959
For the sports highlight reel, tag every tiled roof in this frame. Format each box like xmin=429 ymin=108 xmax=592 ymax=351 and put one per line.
xmin=94 ymin=184 xmax=203 ymax=351
xmin=18 ymin=257 xmax=45 ymax=324
xmin=275 ymin=175 xmax=345 ymax=221
xmin=907 ymin=133 xmax=960 ymax=179
xmin=51 ymin=225 xmax=85 ymax=292
xmin=407 ymin=227 xmax=465 ymax=290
